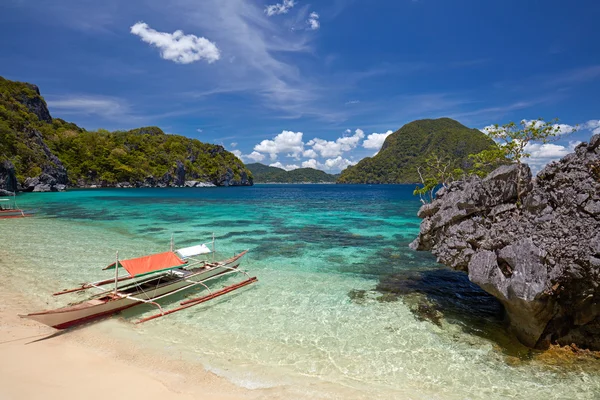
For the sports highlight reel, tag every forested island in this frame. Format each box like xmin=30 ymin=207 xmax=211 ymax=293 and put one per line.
xmin=246 ymin=163 xmax=337 ymax=183
xmin=338 ymin=118 xmax=496 ymax=184
xmin=0 ymin=76 xmax=252 ymax=192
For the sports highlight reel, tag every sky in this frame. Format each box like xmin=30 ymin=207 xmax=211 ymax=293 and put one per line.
xmin=1 ymin=0 xmax=599 ymax=173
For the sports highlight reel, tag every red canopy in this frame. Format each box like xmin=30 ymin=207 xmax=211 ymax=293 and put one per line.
xmin=105 ymin=251 xmax=185 ymax=277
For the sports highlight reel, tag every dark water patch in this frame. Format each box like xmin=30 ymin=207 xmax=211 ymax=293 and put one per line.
xmin=274 ymin=224 xmax=387 ymax=249
xmin=250 ymin=239 xmax=307 ymax=260
xmin=138 ymin=227 xmax=166 ymax=233
xmin=211 ymin=219 xmax=256 ymax=227
xmin=375 ymin=268 xmax=533 ymax=358
xmin=348 ymin=289 xmax=367 ymax=305
xmin=216 ymin=230 xmax=270 ymax=240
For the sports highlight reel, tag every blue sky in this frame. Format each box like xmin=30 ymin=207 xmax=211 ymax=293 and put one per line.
xmin=1 ymin=0 xmax=599 ymax=172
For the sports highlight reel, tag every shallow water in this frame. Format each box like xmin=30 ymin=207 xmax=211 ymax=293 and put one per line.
xmin=2 ymin=185 xmax=599 ymax=399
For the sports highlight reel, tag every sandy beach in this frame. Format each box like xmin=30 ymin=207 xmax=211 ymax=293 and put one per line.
xmin=0 ymin=287 xmax=257 ymax=400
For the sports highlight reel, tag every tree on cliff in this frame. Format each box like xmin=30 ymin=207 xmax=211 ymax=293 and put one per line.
xmin=413 ymin=153 xmax=463 ymax=203
xmin=481 ymin=119 xmax=574 ymax=204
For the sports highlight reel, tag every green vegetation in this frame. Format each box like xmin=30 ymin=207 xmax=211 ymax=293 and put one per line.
xmin=0 ymin=76 xmax=251 ymax=187
xmin=479 ymin=118 xmax=573 ymax=203
xmin=337 ymin=118 xmax=497 ymax=184
xmin=246 ymin=163 xmax=337 ymax=183
xmin=413 ymin=153 xmax=464 ymax=203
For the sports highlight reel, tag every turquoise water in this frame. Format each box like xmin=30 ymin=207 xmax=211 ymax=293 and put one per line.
xmin=2 ymin=185 xmax=599 ymax=399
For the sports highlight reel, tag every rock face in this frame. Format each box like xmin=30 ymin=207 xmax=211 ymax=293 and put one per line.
xmin=20 ymin=129 xmax=69 ymax=192
xmin=0 ymin=160 xmax=17 ymax=195
xmin=21 ymin=84 xmax=53 ymax=123
xmin=410 ymin=135 xmax=600 ymax=350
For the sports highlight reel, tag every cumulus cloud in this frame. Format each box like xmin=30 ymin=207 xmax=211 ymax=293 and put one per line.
xmin=269 ymin=162 xmax=300 ymax=171
xmin=302 ymin=159 xmax=319 ymax=169
xmin=584 ymin=120 xmax=600 ymax=135
xmin=254 ymin=130 xmax=304 ymax=160
xmin=130 ymin=22 xmax=220 ymax=64
xmin=196 ymin=128 xmax=203 ymax=133
xmin=303 ymin=149 xmax=318 ymax=158
xmin=481 ymin=120 xmax=576 ymax=137
xmin=246 ymin=151 xmax=266 ymax=162
xmin=265 ymin=0 xmax=295 ymax=16
xmin=324 ymin=156 xmax=356 ymax=171
xmin=306 ymin=129 xmax=364 ymax=158
xmin=524 ymin=141 xmax=581 ymax=174
xmin=299 ymin=157 xmax=355 ymax=172
xmin=231 ymin=149 xmax=243 ymax=158
xmin=307 ymin=12 xmax=320 ymax=30
xmin=230 ymin=142 xmax=238 ymax=148
xmin=363 ymin=130 xmax=393 ymax=150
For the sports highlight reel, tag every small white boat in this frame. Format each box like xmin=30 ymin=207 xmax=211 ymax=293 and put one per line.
xmin=0 ymin=194 xmax=31 ymax=219
xmin=21 ymin=238 xmax=257 ymax=329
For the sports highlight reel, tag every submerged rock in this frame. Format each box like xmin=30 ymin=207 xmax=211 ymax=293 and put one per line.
xmin=411 ymin=135 xmax=600 ymax=350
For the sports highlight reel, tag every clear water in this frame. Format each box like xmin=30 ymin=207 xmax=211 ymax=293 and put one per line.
xmin=2 ymin=185 xmax=599 ymax=399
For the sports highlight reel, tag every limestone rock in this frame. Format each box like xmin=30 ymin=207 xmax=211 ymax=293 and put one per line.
xmin=0 ymin=160 xmax=18 ymax=193
xmin=411 ymin=134 xmax=600 ymax=350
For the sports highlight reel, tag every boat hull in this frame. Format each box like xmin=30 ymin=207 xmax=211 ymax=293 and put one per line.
xmin=22 ymin=261 xmax=238 ymax=329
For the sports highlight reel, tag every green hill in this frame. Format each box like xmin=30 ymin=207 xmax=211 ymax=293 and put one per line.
xmin=337 ymin=118 xmax=497 ymax=184
xmin=246 ymin=163 xmax=337 ymax=183
xmin=0 ymin=76 xmax=252 ymax=191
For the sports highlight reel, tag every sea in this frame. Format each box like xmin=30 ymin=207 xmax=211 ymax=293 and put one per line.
xmin=2 ymin=184 xmax=599 ymax=399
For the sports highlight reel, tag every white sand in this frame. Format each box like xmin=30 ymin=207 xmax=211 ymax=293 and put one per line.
xmin=0 ymin=289 xmax=260 ymax=400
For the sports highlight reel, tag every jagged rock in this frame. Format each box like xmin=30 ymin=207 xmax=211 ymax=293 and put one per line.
xmin=175 ymin=160 xmax=186 ymax=186
xmin=411 ymin=135 xmax=600 ymax=350
xmin=21 ymin=84 xmax=52 ymax=123
xmin=0 ymin=160 xmax=18 ymax=193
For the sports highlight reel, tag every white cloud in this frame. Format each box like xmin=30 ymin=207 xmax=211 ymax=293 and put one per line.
xmin=363 ymin=130 xmax=393 ymax=150
xmin=269 ymin=162 xmax=300 ymax=171
xmin=524 ymin=141 xmax=581 ymax=174
xmin=324 ymin=156 xmax=356 ymax=171
xmin=197 ymin=128 xmax=203 ymax=133
xmin=230 ymin=142 xmax=238 ymax=148
xmin=231 ymin=149 xmax=243 ymax=158
xmin=482 ymin=120 xmax=576 ymax=137
xmin=306 ymin=129 xmax=364 ymax=158
xmin=302 ymin=159 xmax=320 ymax=169
xmin=265 ymin=0 xmax=295 ymax=16
xmin=246 ymin=151 xmax=266 ymax=162
xmin=345 ymin=100 xmax=360 ymax=105
xmin=46 ymin=96 xmax=132 ymax=121
xmin=254 ymin=130 xmax=304 ymax=160
xmin=584 ymin=120 xmax=600 ymax=135
xmin=307 ymin=12 xmax=320 ymax=30
xmin=302 ymin=149 xmax=318 ymax=158
xmin=301 ymin=157 xmax=354 ymax=172
xmin=130 ymin=22 xmax=220 ymax=64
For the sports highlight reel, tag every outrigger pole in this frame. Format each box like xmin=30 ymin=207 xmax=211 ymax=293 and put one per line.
xmin=114 ymin=251 xmax=119 ymax=294
xmin=136 ymin=276 xmax=257 ymax=324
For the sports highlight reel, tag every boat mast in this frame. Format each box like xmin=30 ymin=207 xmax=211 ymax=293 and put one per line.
xmin=114 ymin=251 xmax=119 ymax=294
xmin=212 ymin=233 xmax=215 ymax=262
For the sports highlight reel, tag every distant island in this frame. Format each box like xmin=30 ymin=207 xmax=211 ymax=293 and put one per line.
xmin=0 ymin=76 xmax=252 ymax=193
xmin=246 ymin=163 xmax=338 ymax=183
xmin=338 ymin=118 xmax=496 ymax=184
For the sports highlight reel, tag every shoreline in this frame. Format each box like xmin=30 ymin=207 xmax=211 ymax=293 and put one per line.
xmin=0 ymin=286 xmax=256 ymax=400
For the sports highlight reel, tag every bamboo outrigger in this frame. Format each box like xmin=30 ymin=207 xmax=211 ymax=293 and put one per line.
xmin=0 ymin=192 xmax=31 ymax=219
xmin=20 ymin=236 xmax=257 ymax=329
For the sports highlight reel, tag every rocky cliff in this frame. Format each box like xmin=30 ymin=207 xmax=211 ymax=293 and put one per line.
xmin=0 ymin=76 xmax=252 ymax=191
xmin=410 ymin=135 xmax=600 ymax=350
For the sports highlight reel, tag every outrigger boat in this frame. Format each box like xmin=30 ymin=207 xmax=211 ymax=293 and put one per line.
xmin=20 ymin=237 xmax=257 ymax=329
xmin=0 ymin=193 xmax=31 ymax=219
